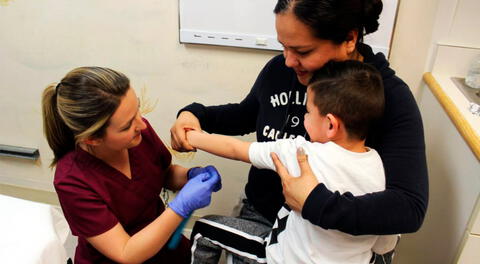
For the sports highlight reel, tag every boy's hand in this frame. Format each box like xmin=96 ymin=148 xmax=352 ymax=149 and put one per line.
xmin=270 ymin=148 xmax=318 ymax=212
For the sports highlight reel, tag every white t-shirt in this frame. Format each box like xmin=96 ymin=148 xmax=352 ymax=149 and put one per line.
xmin=249 ymin=136 xmax=395 ymax=264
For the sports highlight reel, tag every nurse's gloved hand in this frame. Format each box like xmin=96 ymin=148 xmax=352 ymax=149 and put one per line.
xmin=168 ymin=170 xmax=222 ymax=218
xmin=187 ymin=165 xmax=222 ymax=192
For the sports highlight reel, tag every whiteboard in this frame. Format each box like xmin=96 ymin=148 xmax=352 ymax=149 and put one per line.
xmin=179 ymin=0 xmax=398 ymax=56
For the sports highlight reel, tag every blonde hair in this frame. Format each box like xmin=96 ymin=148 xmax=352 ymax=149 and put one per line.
xmin=42 ymin=66 xmax=130 ymax=167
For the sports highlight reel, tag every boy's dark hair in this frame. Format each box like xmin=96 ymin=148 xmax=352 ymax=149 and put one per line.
xmin=308 ymin=60 xmax=384 ymax=140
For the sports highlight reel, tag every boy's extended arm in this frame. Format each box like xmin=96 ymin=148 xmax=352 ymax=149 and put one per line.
xmin=186 ymin=130 xmax=251 ymax=163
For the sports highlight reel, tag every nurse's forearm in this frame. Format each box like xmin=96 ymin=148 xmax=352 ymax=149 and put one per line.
xmin=87 ymin=208 xmax=182 ymax=264
xmin=164 ymin=164 xmax=188 ymax=191
xmin=120 ymin=209 xmax=182 ymax=262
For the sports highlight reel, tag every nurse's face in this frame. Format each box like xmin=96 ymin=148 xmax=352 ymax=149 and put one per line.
xmin=275 ymin=11 xmax=352 ymax=85
xmin=100 ymin=88 xmax=147 ymax=152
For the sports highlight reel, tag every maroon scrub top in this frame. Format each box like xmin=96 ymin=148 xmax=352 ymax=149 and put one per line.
xmin=54 ymin=118 xmax=190 ymax=263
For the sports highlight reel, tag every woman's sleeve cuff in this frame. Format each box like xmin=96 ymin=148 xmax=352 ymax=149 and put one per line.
xmin=301 ymin=183 xmax=334 ymax=225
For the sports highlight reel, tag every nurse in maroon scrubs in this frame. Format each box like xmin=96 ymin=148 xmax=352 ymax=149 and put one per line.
xmin=41 ymin=66 xmax=221 ymax=264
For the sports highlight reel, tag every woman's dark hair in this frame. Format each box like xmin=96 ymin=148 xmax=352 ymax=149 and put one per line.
xmin=42 ymin=67 xmax=130 ymax=167
xmin=274 ymin=0 xmax=383 ymax=44
xmin=308 ymin=60 xmax=384 ymax=140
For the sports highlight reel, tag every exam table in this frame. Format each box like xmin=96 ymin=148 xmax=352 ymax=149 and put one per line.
xmin=0 ymin=194 xmax=72 ymax=264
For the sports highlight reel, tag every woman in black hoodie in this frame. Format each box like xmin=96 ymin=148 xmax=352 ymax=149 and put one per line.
xmin=171 ymin=0 xmax=428 ymax=263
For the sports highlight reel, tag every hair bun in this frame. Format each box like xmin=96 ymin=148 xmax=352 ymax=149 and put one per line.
xmin=363 ymin=0 xmax=383 ymax=34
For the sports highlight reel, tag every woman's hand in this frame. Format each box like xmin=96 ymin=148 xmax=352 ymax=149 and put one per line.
xmin=270 ymin=148 xmax=319 ymax=212
xmin=170 ymin=111 xmax=201 ymax=152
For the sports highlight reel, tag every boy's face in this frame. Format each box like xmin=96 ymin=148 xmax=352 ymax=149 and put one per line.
xmin=304 ymin=87 xmax=330 ymax=143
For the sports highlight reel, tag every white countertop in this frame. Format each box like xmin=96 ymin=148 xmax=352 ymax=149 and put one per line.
xmin=425 ymin=44 xmax=480 ymax=160
xmin=430 ymin=74 xmax=480 ymax=133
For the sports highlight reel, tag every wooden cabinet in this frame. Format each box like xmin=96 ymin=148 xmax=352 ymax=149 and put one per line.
xmin=396 ymin=76 xmax=480 ymax=264
xmin=433 ymin=0 xmax=480 ymax=48
xmin=472 ymin=206 xmax=480 ymax=235
xmin=399 ymin=69 xmax=480 ymax=264
xmin=457 ymin=234 xmax=480 ymax=264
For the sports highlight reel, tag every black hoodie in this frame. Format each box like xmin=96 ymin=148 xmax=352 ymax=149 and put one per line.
xmin=179 ymin=43 xmax=428 ymax=235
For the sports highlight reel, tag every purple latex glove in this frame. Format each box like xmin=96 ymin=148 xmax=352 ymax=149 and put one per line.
xmin=169 ymin=169 xmax=221 ymax=218
xmin=187 ymin=165 xmax=222 ymax=192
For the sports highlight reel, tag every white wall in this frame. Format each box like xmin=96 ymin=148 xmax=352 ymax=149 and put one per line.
xmin=388 ymin=0 xmax=440 ymax=97
xmin=0 ymin=0 xmax=277 ymax=216
xmin=390 ymin=0 xmax=480 ymax=97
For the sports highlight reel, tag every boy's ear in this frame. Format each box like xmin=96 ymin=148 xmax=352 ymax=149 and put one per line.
xmin=326 ymin=113 xmax=340 ymax=139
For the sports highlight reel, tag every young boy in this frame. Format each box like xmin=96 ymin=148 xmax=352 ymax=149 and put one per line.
xmin=187 ymin=60 xmax=397 ymax=264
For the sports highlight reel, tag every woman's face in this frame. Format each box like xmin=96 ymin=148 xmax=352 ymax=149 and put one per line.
xmin=275 ymin=11 xmax=352 ymax=85
xmin=100 ymin=88 xmax=147 ymax=152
